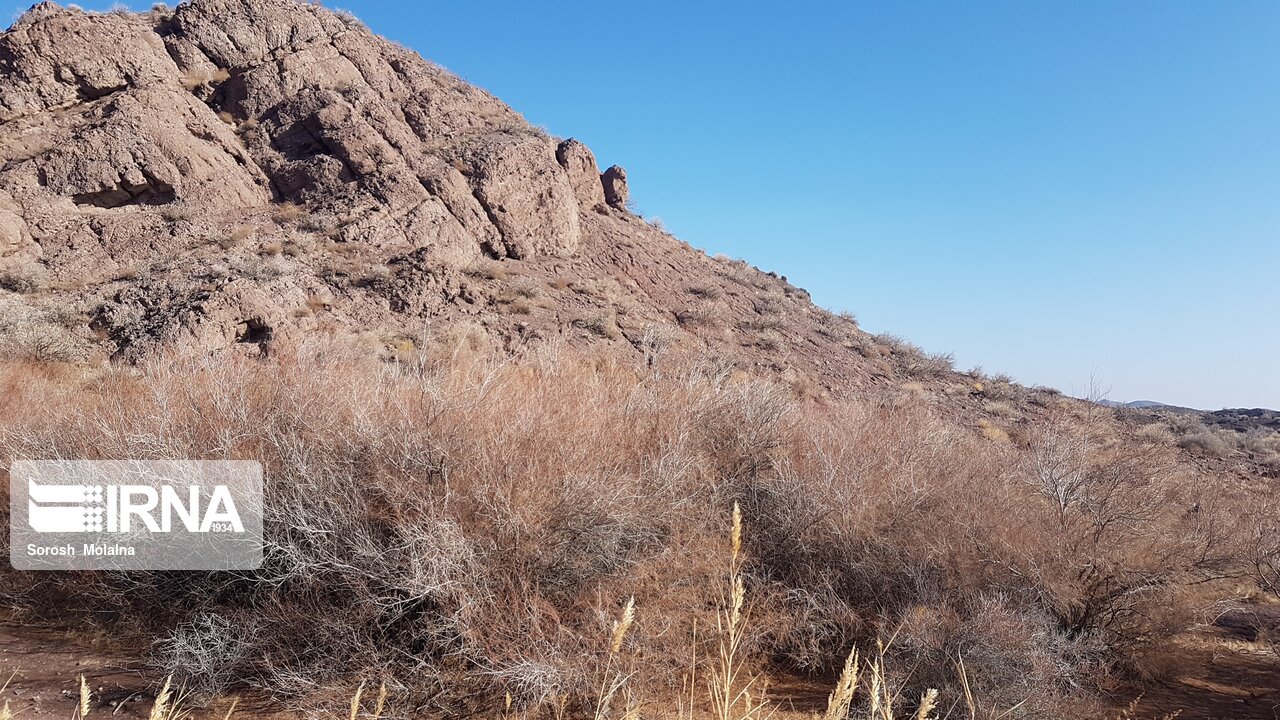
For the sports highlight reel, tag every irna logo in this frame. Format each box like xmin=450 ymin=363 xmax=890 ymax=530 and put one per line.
xmin=27 ymin=480 xmax=245 ymax=534
xmin=10 ymin=460 xmax=263 ymax=571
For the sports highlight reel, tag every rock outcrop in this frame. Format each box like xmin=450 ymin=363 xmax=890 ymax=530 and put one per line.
xmin=0 ymin=0 xmax=601 ymax=271
xmin=556 ymin=139 xmax=606 ymax=210
xmin=602 ymin=165 xmax=629 ymax=209
xmin=0 ymin=0 xmax=886 ymax=400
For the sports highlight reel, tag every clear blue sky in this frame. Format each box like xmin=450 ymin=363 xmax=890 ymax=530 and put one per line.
xmin=11 ymin=1 xmax=1279 ymax=409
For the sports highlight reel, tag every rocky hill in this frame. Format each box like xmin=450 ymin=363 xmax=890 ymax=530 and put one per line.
xmin=5 ymin=5 xmax=1280 ymax=718
xmin=0 ymin=0 xmax=1273 ymax=441
xmin=0 ymin=0 xmax=950 ymax=401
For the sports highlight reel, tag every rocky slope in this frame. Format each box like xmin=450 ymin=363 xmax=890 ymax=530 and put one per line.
xmin=0 ymin=0 xmax=921 ymax=401
xmin=0 ymin=0 xmax=1273 ymax=453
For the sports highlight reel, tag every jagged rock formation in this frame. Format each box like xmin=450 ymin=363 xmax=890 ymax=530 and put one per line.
xmin=0 ymin=0 xmax=928 ymax=399
xmin=602 ymin=165 xmax=629 ymax=209
xmin=0 ymin=0 xmax=623 ymax=264
xmin=1 ymin=1 xmax=1272 ymax=493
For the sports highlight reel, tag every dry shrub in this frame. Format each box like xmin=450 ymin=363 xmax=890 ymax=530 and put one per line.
xmin=978 ymin=418 xmax=1011 ymax=442
xmin=688 ymin=284 xmax=723 ymax=300
xmin=271 ymin=202 xmax=307 ymax=225
xmin=160 ymin=203 xmax=196 ymax=222
xmin=1240 ymin=429 xmax=1280 ymax=466
xmin=1133 ymin=422 xmax=1176 ymax=444
xmin=0 ymin=301 xmax=85 ymax=363
xmin=873 ymin=333 xmax=955 ymax=378
xmin=984 ymin=400 xmax=1020 ymax=419
xmin=0 ymin=343 xmax=1248 ymax=718
xmin=464 ymin=259 xmax=510 ymax=281
xmin=573 ymin=312 xmax=621 ymax=340
xmin=676 ymin=301 xmax=725 ymax=328
xmin=1178 ymin=429 xmax=1232 ymax=457
xmin=0 ymin=268 xmax=42 ymax=294
xmin=179 ymin=67 xmax=230 ymax=93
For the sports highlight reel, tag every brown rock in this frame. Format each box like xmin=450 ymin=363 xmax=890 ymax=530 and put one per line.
xmin=556 ymin=139 xmax=606 ymax=209
xmin=1 ymin=0 xmax=587 ymax=272
xmin=0 ymin=0 xmax=879 ymax=402
xmin=602 ymin=165 xmax=629 ymax=210
xmin=0 ymin=203 xmax=37 ymax=260
xmin=0 ymin=5 xmax=176 ymax=118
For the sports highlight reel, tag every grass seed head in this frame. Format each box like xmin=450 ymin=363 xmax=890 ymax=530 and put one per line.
xmin=611 ymin=596 xmax=637 ymax=654
xmin=78 ymin=675 xmax=91 ymax=719
xmin=147 ymin=676 xmax=172 ymax=720
xmin=915 ymin=689 xmax=938 ymax=720
xmin=348 ymin=681 xmax=366 ymax=720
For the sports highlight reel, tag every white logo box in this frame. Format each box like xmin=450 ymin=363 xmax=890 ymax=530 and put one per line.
xmin=10 ymin=460 xmax=263 ymax=571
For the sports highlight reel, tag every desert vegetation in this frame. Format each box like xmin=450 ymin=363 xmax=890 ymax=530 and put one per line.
xmin=0 ymin=338 xmax=1266 ymax=719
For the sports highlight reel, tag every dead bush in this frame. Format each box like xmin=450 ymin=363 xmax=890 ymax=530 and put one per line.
xmin=0 ymin=311 xmax=82 ymax=362
xmin=1178 ymin=429 xmax=1233 ymax=457
xmin=0 ymin=268 xmax=42 ymax=293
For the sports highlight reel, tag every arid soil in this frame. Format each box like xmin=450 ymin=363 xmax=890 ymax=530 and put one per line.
xmin=1123 ymin=604 xmax=1280 ymax=719
xmin=0 ymin=623 xmax=158 ymax=720
xmin=0 ymin=623 xmax=269 ymax=720
xmin=3 ymin=616 xmax=1279 ymax=720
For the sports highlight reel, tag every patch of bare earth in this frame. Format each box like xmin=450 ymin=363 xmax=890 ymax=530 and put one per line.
xmin=0 ymin=624 xmax=273 ymax=720
xmin=1122 ymin=605 xmax=1280 ymax=720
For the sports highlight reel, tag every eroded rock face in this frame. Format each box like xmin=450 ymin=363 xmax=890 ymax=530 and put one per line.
xmin=0 ymin=0 xmax=613 ymax=270
xmin=36 ymin=87 xmax=269 ymax=209
xmin=0 ymin=2 xmax=883 ymax=401
xmin=557 ymin=139 xmax=606 ymax=209
xmin=0 ymin=0 xmax=665 ymax=360
xmin=0 ymin=4 xmax=177 ymax=116
xmin=0 ymin=202 xmax=37 ymax=260
xmin=603 ymin=165 xmax=629 ymax=209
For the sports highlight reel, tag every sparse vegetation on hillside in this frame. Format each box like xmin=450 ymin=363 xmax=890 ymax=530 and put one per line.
xmin=0 ymin=342 xmax=1261 ymax=718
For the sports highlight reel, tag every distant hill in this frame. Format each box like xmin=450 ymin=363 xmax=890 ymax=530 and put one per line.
xmin=1203 ymin=407 xmax=1280 ymax=433
xmin=1099 ymin=399 xmax=1197 ymax=412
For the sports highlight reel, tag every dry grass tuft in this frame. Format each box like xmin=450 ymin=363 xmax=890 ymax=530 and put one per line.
xmin=709 ymin=502 xmax=770 ymax=720
xmin=821 ymin=647 xmax=859 ymax=720
xmin=78 ymin=675 xmax=91 ymax=719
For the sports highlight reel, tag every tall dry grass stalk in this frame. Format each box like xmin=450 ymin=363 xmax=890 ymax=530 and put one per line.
xmin=822 ymin=635 xmax=945 ymax=720
xmin=611 ymin=597 xmax=636 ymax=655
xmin=594 ymin=597 xmax=638 ymax=720
xmin=914 ymin=688 xmax=938 ymax=720
xmin=77 ymin=675 xmax=90 ymax=719
xmin=348 ymin=681 xmax=365 ymax=720
xmin=821 ymin=647 xmax=859 ymax=720
xmin=709 ymin=503 xmax=771 ymax=720
xmin=0 ymin=672 xmax=12 ymax=720
xmin=147 ymin=676 xmax=183 ymax=720
xmin=679 ymin=620 xmax=699 ymax=720
xmin=956 ymin=655 xmax=1026 ymax=720
xmin=867 ymin=643 xmax=891 ymax=720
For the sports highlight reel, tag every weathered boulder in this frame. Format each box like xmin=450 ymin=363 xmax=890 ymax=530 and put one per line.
xmin=603 ymin=165 xmax=629 ymax=210
xmin=0 ymin=4 xmax=176 ymax=118
xmin=461 ymin=134 xmax=581 ymax=259
xmin=36 ymin=87 xmax=269 ymax=209
xmin=0 ymin=202 xmax=37 ymax=260
xmin=556 ymin=139 xmax=606 ymax=209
